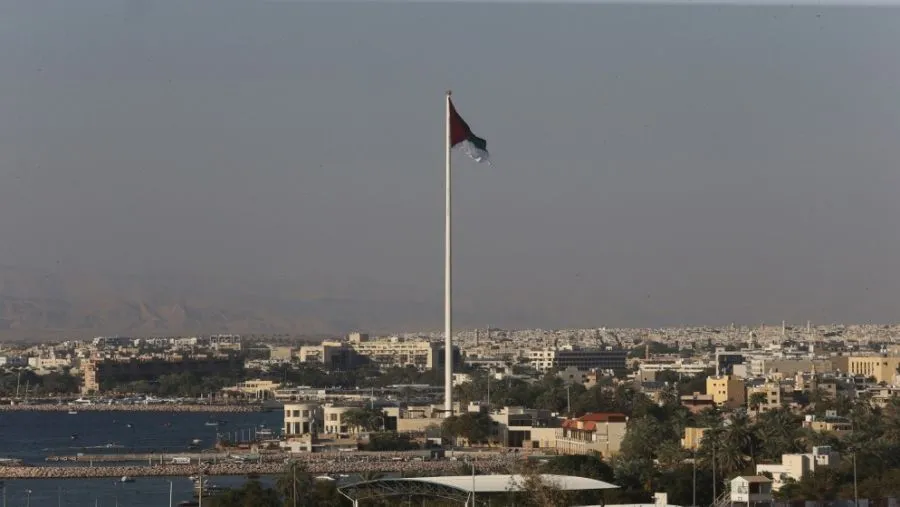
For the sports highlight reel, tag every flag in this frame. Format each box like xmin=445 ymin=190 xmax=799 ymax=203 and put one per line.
xmin=449 ymin=98 xmax=490 ymax=164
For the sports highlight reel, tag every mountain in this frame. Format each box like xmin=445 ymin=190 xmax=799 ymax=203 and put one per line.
xmin=0 ymin=265 xmax=444 ymax=341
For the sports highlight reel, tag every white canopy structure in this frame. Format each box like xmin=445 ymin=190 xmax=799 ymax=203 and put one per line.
xmin=338 ymin=474 xmax=618 ymax=506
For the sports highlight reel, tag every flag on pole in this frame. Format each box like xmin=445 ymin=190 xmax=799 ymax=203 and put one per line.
xmin=449 ymin=98 xmax=490 ymax=164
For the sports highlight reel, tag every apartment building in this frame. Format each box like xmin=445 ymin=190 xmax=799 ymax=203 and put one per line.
xmin=707 ymin=375 xmax=746 ymax=409
xmin=349 ymin=336 xmax=459 ymax=371
xmin=296 ymin=341 xmax=358 ymax=369
xmin=747 ymin=381 xmax=789 ymax=412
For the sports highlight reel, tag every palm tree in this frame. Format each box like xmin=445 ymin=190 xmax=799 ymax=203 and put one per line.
xmin=748 ymin=392 xmax=767 ymax=415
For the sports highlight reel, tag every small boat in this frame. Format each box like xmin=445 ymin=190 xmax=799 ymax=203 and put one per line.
xmin=204 ymin=420 xmax=226 ymax=427
xmin=256 ymin=425 xmax=274 ymax=438
xmin=70 ymin=434 xmax=78 ymax=440
xmin=126 ymin=423 xmax=134 ymax=429
xmin=191 ymin=438 xmax=202 ymax=445
xmin=177 ymin=501 xmax=199 ymax=507
xmin=120 ymin=476 xmax=135 ymax=483
xmin=68 ymin=410 xmax=78 ymax=415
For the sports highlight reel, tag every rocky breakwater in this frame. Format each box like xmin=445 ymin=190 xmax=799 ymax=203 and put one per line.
xmin=2 ymin=454 xmax=524 ymax=479
xmin=0 ymin=463 xmax=284 ymax=479
xmin=0 ymin=404 xmax=265 ymax=413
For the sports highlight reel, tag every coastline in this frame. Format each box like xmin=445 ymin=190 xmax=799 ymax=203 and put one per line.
xmin=0 ymin=404 xmax=271 ymax=413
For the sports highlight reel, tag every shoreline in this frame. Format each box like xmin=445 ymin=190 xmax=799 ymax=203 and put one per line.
xmin=0 ymin=404 xmax=271 ymax=413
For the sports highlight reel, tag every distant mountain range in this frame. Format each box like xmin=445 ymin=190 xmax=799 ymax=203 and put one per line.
xmin=0 ymin=265 xmax=445 ymax=341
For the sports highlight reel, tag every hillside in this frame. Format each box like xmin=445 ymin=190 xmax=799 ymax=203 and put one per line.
xmin=0 ymin=265 xmax=443 ymax=341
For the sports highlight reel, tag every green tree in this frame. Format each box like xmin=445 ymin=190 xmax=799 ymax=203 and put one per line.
xmin=442 ymin=412 xmax=494 ymax=445
xmin=207 ymin=480 xmax=281 ymax=507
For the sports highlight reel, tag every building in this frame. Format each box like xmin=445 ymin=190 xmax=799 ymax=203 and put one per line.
xmin=82 ymin=356 xmax=241 ymax=393
xmin=802 ymin=413 xmax=852 ymax=434
xmin=556 ymin=412 xmax=628 ymax=457
xmin=680 ymin=393 xmax=716 ymax=414
xmin=224 ymin=379 xmax=281 ymax=400
xmin=833 ymin=356 xmax=900 ymax=384
xmin=729 ymin=476 xmax=773 ymax=507
xmin=284 ymin=402 xmax=322 ymax=436
xmin=527 ymin=348 xmax=628 ymax=373
xmin=268 ymin=346 xmax=294 ymax=362
xmin=747 ymin=381 xmax=789 ymax=412
xmin=488 ymin=406 xmax=558 ymax=448
xmin=323 ymin=404 xmax=358 ymax=434
xmin=755 ymin=446 xmax=839 ymax=491
xmin=296 ymin=341 xmax=358 ymax=370
xmin=749 ymin=358 xmax=835 ymax=378
xmin=706 ymin=375 xmax=746 ymax=409
xmin=715 ymin=350 xmax=745 ymax=376
xmin=350 ymin=337 xmax=460 ymax=371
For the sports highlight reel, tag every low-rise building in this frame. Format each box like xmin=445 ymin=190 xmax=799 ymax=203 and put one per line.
xmin=802 ymin=413 xmax=852 ymax=435
xmin=556 ymin=412 xmax=628 ymax=457
xmin=755 ymin=446 xmax=840 ymax=491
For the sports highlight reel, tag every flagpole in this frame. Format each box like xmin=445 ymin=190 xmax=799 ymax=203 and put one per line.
xmin=444 ymin=90 xmax=453 ymax=416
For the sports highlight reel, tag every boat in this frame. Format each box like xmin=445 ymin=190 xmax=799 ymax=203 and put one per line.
xmin=120 ymin=476 xmax=135 ymax=483
xmin=204 ymin=419 xmax=226 ymax=427
xmin=177 ymin=501 xmax=199 ymax=507
xmin=256 ymin=425 xmax=274 ymax=438
xmin=191 ymin=438 xmax=202 ymax=445
xmin=67 ymin=410 xmax=78 ymax=415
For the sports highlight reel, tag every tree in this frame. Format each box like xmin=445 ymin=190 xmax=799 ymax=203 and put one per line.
xmin=748 ymin=392 xmax=767 ymax=414
xmin=207 ymin=480 xmax=281 ymax=507
xmin=361 ymin=432 xmax=419 ymax=451
xmin=342 ymin=408 xmax=385 ymax=433
xmin=516 ymin=460 xmax=575 ymax=507
xmin=442 ymin=412 xmax=494 ymax=445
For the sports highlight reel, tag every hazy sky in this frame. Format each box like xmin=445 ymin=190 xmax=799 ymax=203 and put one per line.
xmin=1 ymin=0 xmax=899 ymax=329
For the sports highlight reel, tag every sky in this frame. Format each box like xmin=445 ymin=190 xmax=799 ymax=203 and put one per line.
xmin=0 ymin=0 xmax=899 ymax=330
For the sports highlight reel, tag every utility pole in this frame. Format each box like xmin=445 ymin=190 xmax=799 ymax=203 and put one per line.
xmin=712 ymin=438 xmax=717 ymax=503
xmin=692 ymin=449 xmax=697 ymax=507
xmin=293 ymin=462 xmax=298 ymax=507
xmin=169 ymin=481 xmax=173 ymax=507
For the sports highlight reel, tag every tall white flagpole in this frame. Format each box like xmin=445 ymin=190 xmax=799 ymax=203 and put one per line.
xmin=444 ymin=90 xmax=453 ymax=415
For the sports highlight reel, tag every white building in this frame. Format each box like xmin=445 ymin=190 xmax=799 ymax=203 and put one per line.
xmin=755 ymin=446 xmax=840 ymax=491
xmin=729 ymin=476 xmax=773 ymax=507
xmin=283 ymin=402 xmax=321 ymax=436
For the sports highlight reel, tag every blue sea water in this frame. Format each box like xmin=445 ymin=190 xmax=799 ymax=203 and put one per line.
xmin=0 ymin=410 xmax=286 ymax=506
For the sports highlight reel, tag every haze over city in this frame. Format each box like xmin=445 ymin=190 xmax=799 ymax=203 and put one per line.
xmin=1 ymin=0 xmax=899 ymax=337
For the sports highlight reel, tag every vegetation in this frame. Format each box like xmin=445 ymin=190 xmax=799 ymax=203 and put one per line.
xmin=442 ymin=411 xmax=495 ymax=445
xmin=0 ymin=368 xmax=81 ymax=396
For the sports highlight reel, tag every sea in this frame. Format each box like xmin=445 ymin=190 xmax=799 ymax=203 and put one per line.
xmin=0 ymin=410 xmax=286 ymax=506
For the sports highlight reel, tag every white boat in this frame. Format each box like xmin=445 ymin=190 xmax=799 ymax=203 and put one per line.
xmin=120 ymin=476 xmax=135 ymax=483
xmin=191 ymin=438 xmax=202 ymax=445
xmin=68 ymin=410 xmax=78 ymax=415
